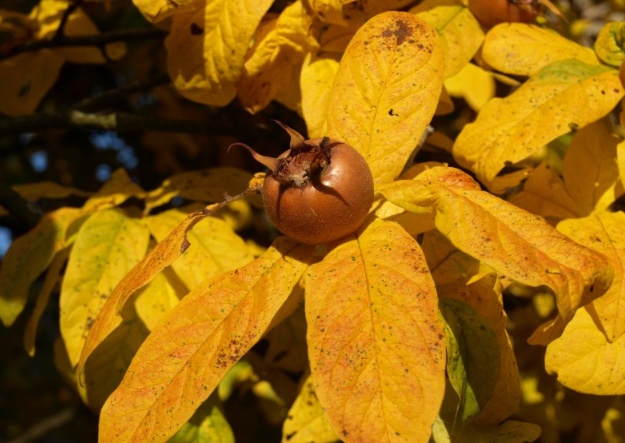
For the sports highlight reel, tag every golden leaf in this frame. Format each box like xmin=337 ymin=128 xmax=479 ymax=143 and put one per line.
xmin=0 ymin=207 xmax=85 ymax=326
xmin=444 ymin=62 xmax=495 ymax=112
xmin=0 ymin=181 xmax=92 ymax=218
xmin=309 ymin=0 xmax=346 ymax=25
xmin=99 ymin=237 xmax=313 ymax=443
xmin=168 ymin=393 xmax=234 ymax=442
xmin=306 ymin=218 xmax=445 ymax=443
xmin=83 ymin=168 xmax=145 ymax=212
xmin=300 ymin=53 xmax=340 ymax=139
xmin=411 ymin=0 xmax=484 ymax=79
xmin=134 ymin=268 xmax=185 ymax=331
xmin=281 ymin=375 xmax=339 ymax=443
xmin=594 ymin=22 xmax=625 ymax=67
xmin=132 ymin=0 xmax=196 ymax=23
xmin=326 ymin=11 xmax=444 ymax=185
xmin=165 ymin=0 xmax=273 ymax=106
xmin=380 ymin=167 xmax=613 ymax=322
xmin=237 ymin=1 xmax=318 ymax=114
xmin=482 ymin=23 xmax=599 ymax=77
xmin=454 ymin=59 xmax=624 ymax=193
xmin=60 ymin=209 xmax=150 ymax=366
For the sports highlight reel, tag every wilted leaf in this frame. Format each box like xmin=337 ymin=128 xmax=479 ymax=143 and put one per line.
xmin=411 ymin=0 xmax=484 ymax=78
xmin=482 ymin=23 xmax=599 ymax=77
xmin=237 ymin=1 xmax=318 ymax=113
xmin=99 ymin=237 xmax=313 ymax=443
xmin=0 ymin=207 xmax=84 ymax=326
xmin=306 ymin=218 xmax=445 ymax=443
xmin=300 ymin=53 xmax=340 ymax=139
xmin=83 ymin=168 xmax=145 ymax=212
xmin=380 ymin=167 xmax=613 ymax=321
xmin=60 ymin=208 xmax=150 ymax=366
xmin=168 ymin=392 xmax=234 ymax=443
xmin=594 ymin=22 xmax=625 ymax=67
xmin=444 ymin=62 xmax=495 ymax=112
xmin=132 ymin=0 xmax=196 ymax=23
xmin=508 ymin=162 xmax=582 ymax=221
xmin=145 ymin=206 xmax=254 ymax=290
xmin=562 ymin=119 xmax=623 ymax=215
xmin=134 ymin=268 xmax=185 ymax=331
xmin=165 ymin=0 xmax=273 ymax=106
xmin=326 ymin=11 xmax=444 ymax=184
xmin=282 ymin=375 xmax=340 ymax=443
xmin=454 ymin=59 xmax=624 ymax=193
xmin=0 ymin=51 xmax=64 ymax=116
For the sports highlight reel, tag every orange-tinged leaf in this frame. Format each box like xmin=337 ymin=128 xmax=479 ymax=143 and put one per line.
xmin=23 ymin=247 xmax=70 ymax=356
xmin=326 ymin=11 xmax=444 ymax=185
xmin=83 ymin=168 xmax=145 ymax=212
xmin=454 ymin=59 xmax=624 ymax=193
xmin=380 ymin=167 xmax=613 ymax=321
xmin=132 ymin=0 xmax=196 ymax=23
xmin=165 ymin=0 xmax=273 ymax=106
xmin=411 ymin=0 xmax=484 ymax=79
xmin=306 ymin=218 xmax=445 ymax=443
xmin=444 ymin=63 xmax=495 ymax=112
xmin=557 ymin=212 xmax=625 ymax=341
xmin=134 ymin=268 xmax=185 ymax=331
xmin=0 ymin=51 xmax=64 ymax=116
xmin=281 ymin=375 xmax=339 ymax=443
xmin=508 ymin=162 xmax=582 ymax=221
xmin=562 ymin=119 xmax=623 ymax=216
xmin=237 ymin=1 xmax=318 ymax=114
xmin=144 ymin=206 xmax=254 ymax=290
xmin=482 ymin=23 xmax=599 ymax=77
xmin=99 ymin=237 xmax=313 ymax=443
xmin=300 ymin=53 xmax=340 ymax=139
xmin=0 ymin=207 xmax=85 ymax=326
xmin=60 ymin=208 xmax=150 ymax=366
xmin=594 ymin=22 xmax=625 ymax=68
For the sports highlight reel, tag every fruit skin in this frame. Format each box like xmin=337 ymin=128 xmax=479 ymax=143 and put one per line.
xmin=262 ymin=138 xmax=374 ymax=245
xmin=468 ymin=0 xmax=540 ymax=29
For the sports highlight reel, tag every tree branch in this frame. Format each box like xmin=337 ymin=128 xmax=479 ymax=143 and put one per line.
xmin=0 ymin=28 xmax=167 ymax=62
xmin=52 ymin=0 xmax=84 ymax=42
xmin=0 ymin=182 xmax=42 ymax=228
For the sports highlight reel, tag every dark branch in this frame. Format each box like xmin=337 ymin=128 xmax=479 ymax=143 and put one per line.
xmin=0 ymin=28 xmax=167 ymax=62
xmin=0 ymin=182 xmax=42 ymax=229
xmin=52 ymin=0 xmax=84 ymax=42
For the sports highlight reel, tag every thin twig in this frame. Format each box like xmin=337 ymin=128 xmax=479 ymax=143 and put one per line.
xmin=52 ymin=0 xmax=84 ymax=42
xmin=0 ymin=182 xmax=42 ymax=228
xmin=0 ymin=28 xmax=167 ymax=62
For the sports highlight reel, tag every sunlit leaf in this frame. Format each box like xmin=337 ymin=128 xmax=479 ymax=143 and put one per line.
xmin=306 ymin=218 xmax=445 ymax=443
xmin=594 ymin=22 xmax=625 ymax=67
xmin=300 ymin=53 xmax=340 ymax=139
xmin=83 ymin=168 xmax=145 ymax=212
xmin=454 ymin=59 xmax=624 ymax=193
xmin=134 ymin=268 xmax=185 ymax=331
xmin=165 ymin=0 xmax=273 ymax=106
xmin=411 ymin=0 xmax=484 ymax=78
xmin=309 ymin=0 xmax=346 ymax=25
xmin=60 ymin=208 xmax=150 ymax=366
xmin=132 ymin=0 xmax=196 ymax=23
xmin=145 ymin=206 xmax=254 ymax=290
xmin=380 ymin=167 xmax=613 ymax=321
xmin=482 ymin=23 xmax=599 ymax=77
xmin=0 ymin=207 xmax=84 ymax=326
xmin=263 ymin=305 xmax=308 ymax=373
xmin=444 ymin=63 xmax=495 ymax=112
xmin=0 ymin=181 xmax=92 ymax=218
xmin=167 ymin=392 xmax=234 ymax=443
xmin=282 ymin=375 xmax=340 ymax=443
xmin=99 ymin=237 xmax=313 ymax=443
xmin=326 ymin=11 xmax=444 ymax=185
xmin=237 ymin=1 xmax=318 ymax=114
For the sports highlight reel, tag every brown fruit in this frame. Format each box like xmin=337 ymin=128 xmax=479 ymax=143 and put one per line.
xmin=232 ymin=122 xmax=374 ymax=245
xmin=468 ymin=0 xmax=540 ymax=29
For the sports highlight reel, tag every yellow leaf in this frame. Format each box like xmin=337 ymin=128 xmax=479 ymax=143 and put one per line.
xmin=0 ymin=207 xmax=84 ymax=326
xmin=165 ymin=0 xmax=273 ymax=106
xmin=306 ymin=218 xmax=445 ymax=443
xmin=411 ymin=0 xmax=484 ymax=79
xmin=60 ymin=208 xmax=150 ymax=366
xmin=0 ymin=181 xmax=92 ymax=218
xmin=380 ymin=167 xmax=614 ymax=321
xmin=168 ymin=393 xmax=234 ymax=443
xmin=454 ymin=59 xmax=624 ymax=193
xmin=482 ymin=23 xmax=599 ymax=77
xmin=602 ymin=397 xmax=625 ymax=443
xmin=309 ymin=0 xmax=345 ymax=25
xmin=281 ymin=375 xmax=340 ymax=443
xmin=132 ymin=0 xmax=196 ymax=23
xmin=263 ymin=305 xmax=308 ymax=373
xmin=508 ymin=161 xmax=582 ymax=221
xmin=0 ymin=51 xmax=64 ymax=116
xmin=326 ymin=11 xmax=444 ymax=185
xmin=562 ymin=119 xmax=623 ymax=216
xmin=83 ymin=168 xmax=145 ymax=212
xmin=556 ymin=212 xmax=625 ymax=342
xmin=237 ymin=1 xmax=318 ymax=114
xmin=144 ymin=167 xmax=252 ymax=214
xmin=454 ymin=420 xmax=541 ymax=443
xmin=134 ymin=268 xmax=185 ymax=331
xmin=23 ymin=247 xmax=70 ymax=356
xmin=99 ymin=237 xmax=313 ymax=443
xmin=594 ymin=22 xmax=625 ymax=68
xmin=300 ymin=53 xmax=340 ymax=139
xmin=144 ymin=205 xmax=254 ymax=290
xmin=444 ymin=62 xmax=495 ymax=112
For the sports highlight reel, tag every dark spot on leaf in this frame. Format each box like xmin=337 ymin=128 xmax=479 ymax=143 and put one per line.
xmin=19 ymin=82 xmax=30 ymax=97
xmin=381 ymin=19 xmax=413 ymax=46
xmin=190 ymin=23 xmax=204 ymax=35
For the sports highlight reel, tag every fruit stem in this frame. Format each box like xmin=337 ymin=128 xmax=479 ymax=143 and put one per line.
xmin=228 ymin=142 xmax=281 ymax=172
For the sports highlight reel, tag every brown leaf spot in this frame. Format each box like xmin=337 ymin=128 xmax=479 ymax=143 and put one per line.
xmin=381 ymin=19 xmax=413 ymax=46
xmin=190 ymin=23 xmax=204 ymax=35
